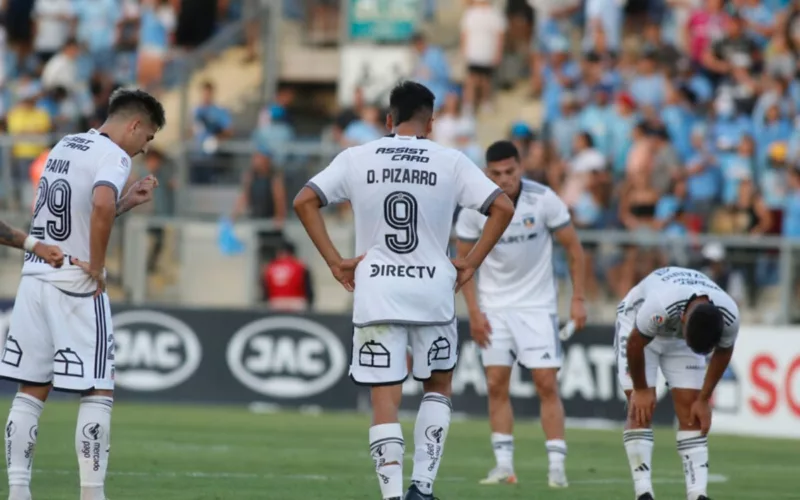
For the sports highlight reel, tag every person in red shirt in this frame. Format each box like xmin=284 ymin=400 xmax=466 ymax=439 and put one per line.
xmin=262 ymin=241 xmax=314 ymax=311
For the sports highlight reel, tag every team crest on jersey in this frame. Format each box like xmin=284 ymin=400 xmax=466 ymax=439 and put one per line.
xmin=522 ymin=216 xmax=536 ymax=228
xmin=652 ymin=314 xmax=665 ymax=325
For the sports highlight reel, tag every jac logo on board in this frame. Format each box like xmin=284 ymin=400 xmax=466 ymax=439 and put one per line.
xmin=112 ymin=310 xmax=203 ymax=391
xmin=226 ymin=316 xmax=347 ymax=399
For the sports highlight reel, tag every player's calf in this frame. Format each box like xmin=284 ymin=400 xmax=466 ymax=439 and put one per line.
xmin=672 ymin=389 xmax=709 ymax=500
xmin=532 ymin=368 xmax=567 ymax=487
xmin=76 ymin=390 xmax=113 ymax=500
xmin=370 ymin=384 xmax=405 ymax=500
xmin=484 ymin=366 xmax=514 ymax=477
xmin=409 ymin=372 xmax=453 ymax=498
xmin=623 ymin=390 xmax=656 ymax=500
xmin=6 ymin=386 xmax=49 ymax=500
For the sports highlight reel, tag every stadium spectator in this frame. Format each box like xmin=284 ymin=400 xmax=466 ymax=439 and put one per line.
xmin=139 ymin=148 xmax=175 ymax=273
xmin=191 ymin=80 xmax=233 ymax=182
xmin=341 ymin=104 xmax=383 ymax=147
xmin=582 ymin=0 xmax=623 ymax=55
xmin=6 ymin=85 xmax=51 ymax=208
xmin=32 ymin=0 xmax=74 ymax=65
xmin=74 ymin=0 xmax=122 ymax=73
xmin=700 ymin=242 xmax=746 ymax=305
xmin=232 ymin=152 xmax=287 ymax=263
xmin=460 ymin=0 xmax=507 ymax=113
xmin=261 ymin=241 xmax=314 ymax=311
xmin=782 ymin=166 xmax=800 ymax=238
xmin=410 ymin=32 xmax=452 ymax=111
xmin=174 ymin=0 xmax=219 ymax=49
xmin=432 ymin=91 xmax=473 ymax=149
xmin=41 ymin=38 xmax=82 ymax=93
xmin=137 ymin=0 xmax=177 ymax=90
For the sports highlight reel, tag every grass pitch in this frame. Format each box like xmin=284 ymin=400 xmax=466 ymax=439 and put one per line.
xmin=3 ymin=400 xmax=798 ymax=499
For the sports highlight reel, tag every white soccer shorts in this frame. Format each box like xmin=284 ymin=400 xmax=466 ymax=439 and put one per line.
xmin=480 ymin=310 xmax=562 ymax=370
xmin=614 ymin=310 xmax=705 ymax=392
xmin=0 ymin=277 xmax=115 ymax=392
xmin=349 ymin=321 xmax=458 ymax=385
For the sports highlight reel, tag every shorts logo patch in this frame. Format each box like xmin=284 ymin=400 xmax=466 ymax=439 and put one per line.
xmin=358 ymin=341 xmax=390 ymax=368
xmin=53 ymin=348 xmax=84 ymax=378
xmin=1 ymin=336 xmax=22 ymax=367
xmin=427 ymin=337 xmax=451 ymax=366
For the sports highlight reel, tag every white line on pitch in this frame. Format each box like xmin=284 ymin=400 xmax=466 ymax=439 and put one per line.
xmin=32 ymin=469 xmax=728 ymax=485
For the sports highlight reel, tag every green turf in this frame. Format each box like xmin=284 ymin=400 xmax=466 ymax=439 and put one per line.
xmin=2 ymin=400 xmax=798 ymax=499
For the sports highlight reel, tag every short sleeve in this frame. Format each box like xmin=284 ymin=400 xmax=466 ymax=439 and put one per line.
xmin=543 ymin=189 xmax=571 ymax=231
xmin=453 ymin=152 xmax=502 ymax=215
xmin=306 ymin=150 xmax=351 ymax=206
xmin=717 ymin=303 xmax=740 ymax=349
xmin=634 ymin=295 xmax=667 ymax=338
xmin=454 ymin=208 xmax=482 ymax=242
xmin=93 ymin=151 xmax=132 ymax=201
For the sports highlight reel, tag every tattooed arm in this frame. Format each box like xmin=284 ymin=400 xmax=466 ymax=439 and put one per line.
xmin=0 ymin=219 xmax=29 ymax=249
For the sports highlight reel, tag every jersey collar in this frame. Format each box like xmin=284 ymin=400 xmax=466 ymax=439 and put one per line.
xmin=385 ymin=133 xmax=426 ymax=140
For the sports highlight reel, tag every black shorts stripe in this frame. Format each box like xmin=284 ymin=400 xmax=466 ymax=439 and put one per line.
xmin=94 ymin=297 xmax=108 ymax=379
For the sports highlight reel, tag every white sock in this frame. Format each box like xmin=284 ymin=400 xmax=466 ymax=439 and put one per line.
xmin=491 ymin=432 xmax=514 ymax=470
xmin=369 ymin=423 xmax=405 ymax=500
xmin=5 ymin=393 xmax=44 ymax=500
xmin=411 ymin=392 xmax=452 ymax=496
xmin=76 ymin=396 xmax=113 ymax=500
xmin=677 ymin=430 xmax=709 ymax=500
xmin=624 ymin=429 xmax=655 ymax=497
xmin=545 ymin=439 xmax=567 ymax=470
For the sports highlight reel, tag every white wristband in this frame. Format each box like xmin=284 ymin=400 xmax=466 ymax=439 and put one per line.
xmin=23 ymin=236 xmax=39 ymax=252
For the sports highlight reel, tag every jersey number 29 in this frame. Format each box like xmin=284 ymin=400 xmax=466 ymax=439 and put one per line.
xmin=384 ymin=191 xmax=418 ymax=254
xmin=31 ymin=178 xmax=72 ymax=242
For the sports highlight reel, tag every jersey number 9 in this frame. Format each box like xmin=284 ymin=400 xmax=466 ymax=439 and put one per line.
xmin=384 ymin=191 xmax=419 ymax=254
xmin=31 ymin=178 xmax=72 ymax=242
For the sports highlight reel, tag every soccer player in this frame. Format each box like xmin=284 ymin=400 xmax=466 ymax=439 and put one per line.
xmin=0 ymin=220 xmax=64 ymax=267
xmin=617 ymin=266 xmax=740 ymax=500
xmin=294 ymin=81 xmax=514 ymax=500
xmin=0 ymin=88 xmax=165 ymax=500
xmin=454 ymin=140 xmax=587 ymax=487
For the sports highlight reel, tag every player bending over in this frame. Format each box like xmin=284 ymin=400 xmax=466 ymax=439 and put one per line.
xmin=454 ymin=141 xmax=587 ymax=487
xmin=0 ymin=220 xmax=63 ymax=267
xmin=294 ymin=81 xmax=514 ymax=500
xmin=0 ymin=88 xmax=165 ymax=500
xmin=617 ymin=267 xmax=739 ymax=500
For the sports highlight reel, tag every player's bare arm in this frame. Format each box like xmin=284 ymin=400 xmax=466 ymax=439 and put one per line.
xmin=116 ymin=174 xmax=159 ymax=217
xmin=456 ymin=238 xmax=491 ymax=348
xmin=0 ymin=219 xmax=64 ymax=268
xmin=692 ymin=345 xmax=734 ymax=434
xmin=552 ymin=223 xmax=587 ymax=330
xmin=293 ymin=186 xmax=362 ymax=292
xmin=626 ymin=327 xmax=656 ymax=426
xmin=453 ymin=194 xmax=514 ymax=292
xmin=87 ymin=185 xmax=118 ymax=295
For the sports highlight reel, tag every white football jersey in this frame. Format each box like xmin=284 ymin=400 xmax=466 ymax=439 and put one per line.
xmin=307 ymin=134 xmax=502 ymax=326
xmin=619 ymin=267 xmax=740 ymax=348
xmin=21 ymin=129 xmax=132 ymax=296
xmin=455 ymin=179 xmax=571 ymax=312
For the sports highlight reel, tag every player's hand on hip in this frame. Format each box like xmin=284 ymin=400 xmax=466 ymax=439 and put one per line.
xmin=451 ymin=257 xmax=477 ymax=293
xmin=570 ymin=297 xmax=587 ymax=330
xmin=33 ymin=243 xmax=64 ymax=268
xmin=330 ymin=254 xmax=364 ymax=292
xmin=469 ymin=312 xmax=492 ymax=348
xmin=690 ymin=398 xmax=712 ymax=435
xmin=69 ymin=257 xmax=107 ymax=297
xmin=630 ymin=388 xmax=656 ymax=427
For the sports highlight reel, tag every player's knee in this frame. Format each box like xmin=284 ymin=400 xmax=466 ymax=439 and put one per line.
xmin=371 ymin=385 xmax=402 ymax=424
xmin=19 ymin=384 xmax=51 ymax=403
xmin=81 ymin=388 xmax=114 ymax=399
xmin=532 ymin=369 xmax=559 ymax=401
xmin=422 ymin=371 xmax=452 ymax=398
xmin=485 ymin=374 xmax=510 ymax=401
